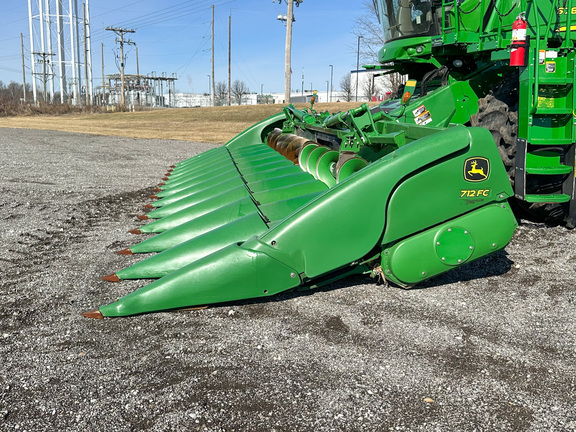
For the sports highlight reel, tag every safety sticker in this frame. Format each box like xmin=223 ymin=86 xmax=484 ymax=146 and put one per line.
xmin=413 ymin=105 xmax=432 ymax=125
xmin=546 ymin=61 xmax=556 ymax=73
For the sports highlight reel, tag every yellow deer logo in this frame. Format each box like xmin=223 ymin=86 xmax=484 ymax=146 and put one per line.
xmin=464 ymin=157 xmax=490 ymax=182
xmin=468 ymin=160 xmax=487 ymax=179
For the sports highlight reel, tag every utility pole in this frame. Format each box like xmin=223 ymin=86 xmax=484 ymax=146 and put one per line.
xmin=211 ymin=5 xmax=215 ymax=107
xmin=136 ymin=45 xmax=140 ymax=77
xmin=284 ymin=0 xmax=294 ymax=103
xmin=21 ymin=33 xmax=27 ymax=103
xmin=135 ymin=45 xmax=140 ymax=105
xmin=32 ymin=51 xmax=55 ymax=103
xmin=278 ymin=1 xmax=302 ymax=103
xmin=355 ymin=35 xmax=363 ymax=102
xmin=83 ymin=3 xmax=89 ymax=105
xmin=106 ymin=26 xmax=135 ymax=108
xmin=329 ymin=64 xmax=333 ymax=103
xmin=85 ymin=0 xmax=94 ymax=104
xmin=228 ymin=13 xmax=231 ymax=106
xmin=101 ymin=42 xmax=105 ymax=105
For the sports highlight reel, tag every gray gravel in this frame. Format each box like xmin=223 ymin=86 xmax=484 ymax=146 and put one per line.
xmin=1 ymin=127 xmax=575 ymax=431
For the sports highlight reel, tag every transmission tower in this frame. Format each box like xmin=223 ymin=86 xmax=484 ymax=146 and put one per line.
xmin=27 ymin=0 xmax=93 ymax=105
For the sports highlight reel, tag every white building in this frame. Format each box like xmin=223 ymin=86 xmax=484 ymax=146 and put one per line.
xmin=165 ymin=70 xmax=393 ymax=108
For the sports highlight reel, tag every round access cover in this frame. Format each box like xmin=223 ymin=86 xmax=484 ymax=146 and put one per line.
xmin=435 ymin=227 xmax=474 ymax=266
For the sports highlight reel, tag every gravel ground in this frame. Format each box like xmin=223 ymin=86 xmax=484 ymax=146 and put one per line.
xmin=0 ymin=127 xmax=575 ymax=432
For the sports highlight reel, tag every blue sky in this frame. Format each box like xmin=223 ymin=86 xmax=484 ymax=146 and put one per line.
xmin=0 ymin=1 xmax=375 ymax=95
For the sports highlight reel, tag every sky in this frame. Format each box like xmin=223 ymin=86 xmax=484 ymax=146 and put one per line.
xmin=0 ymin=1 xmax=377 ymax=95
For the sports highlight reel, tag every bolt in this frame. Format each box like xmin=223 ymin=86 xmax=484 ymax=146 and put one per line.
xmin=492 ymin=243 xmax=497 ymax=247
xmin=386 ymin=270 xmax=391 ymax=274
xmin=501 ymin=204 xmax=506 ymax=208
xmin=469 ymin=246 xmax=473 ymax=250
xmin=448 ymin=228 xmax=452 ymax=232
xmin=437 ymin=241 xmax=441 ymax=245
xmin=421 ymin=272 xmax=426 ymax=276
xmin=290 ymin=272 xmax=296 ymax=278
xmin=441 ymin=257 xmax=446 ymax=261
xmin=499 ymin=194 xmax=504 ymax=199
xmin=458 ymin=259 xmax=462 ymax=263
xmin=271 ymin=240 xmax=277 ymax=246
xmin=464 ymin=230 xmax=468 ymax=234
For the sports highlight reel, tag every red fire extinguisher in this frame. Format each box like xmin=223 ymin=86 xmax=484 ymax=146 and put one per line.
xmin=510 ymin=13 xmax=527 ymax=67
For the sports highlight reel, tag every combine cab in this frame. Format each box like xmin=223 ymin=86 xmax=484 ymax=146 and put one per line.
xmin=84 ymin=0 xmax=576 ymax=318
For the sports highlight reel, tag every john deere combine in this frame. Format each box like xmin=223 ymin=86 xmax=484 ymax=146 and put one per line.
xmin=83 ymin=0 xmax=576 ymax=318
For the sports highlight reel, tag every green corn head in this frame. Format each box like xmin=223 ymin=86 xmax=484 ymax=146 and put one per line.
xmin=84 ymin=104 xmax=517 ymax=318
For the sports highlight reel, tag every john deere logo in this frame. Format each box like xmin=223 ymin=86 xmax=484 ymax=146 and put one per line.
xmin=464 ymin=157 xmax=489 ymax=182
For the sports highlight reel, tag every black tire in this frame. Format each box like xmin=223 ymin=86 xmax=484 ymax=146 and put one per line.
xmin=470 ymin=74 xmax=566 ymax=225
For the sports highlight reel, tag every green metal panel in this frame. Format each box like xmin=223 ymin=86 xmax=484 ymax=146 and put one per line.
xmin=382 ymin=131 xmax=513 ymax=243
xmin=139 ymin=196 xmax=257 ymax=234
xmin=236 ymin=159 xmax=294 ymax=176
xmin=172 ymin=146 xmax=226 ymax=168
xmin=156 ymin=169 xmax=240 ymax=197
xmin=382 ymin=202 xmax=517 ymax=286
xmin=131 ymin=205 xmax=261 ymax=253
xmin=242 ymin=165 xmax=304 ymax=183
xmin=161 ymin=165 xmax=238 ymax=190
xmin=234 ymin=152 xmax=287 ymax=168
xmin=248 ymin=171 xmax=315 ymax=193
xmin=152 ymin=176 xmax=246 ymax=208
xmin=258 ymin=192 xmax=324 ymax=222
xmin=145 ymin=186 xmax=250 ymax=219
xmin=164 ymin=158 xmax=236 ymax=184
xmin=394 ymin=81 xmax=480 ymax=128
xmin=117 ymin=212 xmax=269 ymax=279
xmin=252 ymin=180 xmax=328 ymax=205
xmin=99 ymin=243 xmax=301 ymax=317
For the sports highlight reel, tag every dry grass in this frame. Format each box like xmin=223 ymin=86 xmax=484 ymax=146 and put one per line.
xmin=0 ymin=102 xmax=368 ymax=144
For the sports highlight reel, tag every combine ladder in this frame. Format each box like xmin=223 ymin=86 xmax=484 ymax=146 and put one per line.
xmin=515 ymin=0 xmax=576 ymax=225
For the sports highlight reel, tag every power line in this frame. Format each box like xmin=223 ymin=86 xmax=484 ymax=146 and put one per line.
xmin=116 ymin=0 xmax=234 ymax=31
xmin=90 ymin=1 xmax=233 ymax=43
xmin=112 ymin=0 xmax=218 ymax=28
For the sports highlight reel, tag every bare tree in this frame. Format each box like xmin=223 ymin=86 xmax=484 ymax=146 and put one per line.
xmin=352 ymin=1 xmax=405 ymax=99
xmin=385 ymin=72 xmax=404 ymax=99
xmin=258 ymin=94 xmax=274 ymax=104
xmin=0 ymin=81 xmax=32 ymax=105
xmin=352 ymin=0 xmax=385 ymax=65
xmin=339 ymin=75 xmax=353 ymax=102
xmin=214 ymin=81 xmax=228 ymax=106
xmin=363 ymin=75 xmax=379 ymax=101
xmin=231 ymin=80 xmax=249 ymax=105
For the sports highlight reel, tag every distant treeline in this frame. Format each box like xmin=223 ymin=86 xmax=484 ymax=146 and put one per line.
xmin=0 ymin=80 xmax=111 ymax=116
xmin=0 ymin=81 xmax=32 ymax=105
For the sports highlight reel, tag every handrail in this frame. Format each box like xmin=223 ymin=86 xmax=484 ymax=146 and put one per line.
xmin=529 ymin=0 xmax=541 ymax=115
xmin=563 ymin=0 xmax=574 ymax=49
